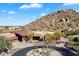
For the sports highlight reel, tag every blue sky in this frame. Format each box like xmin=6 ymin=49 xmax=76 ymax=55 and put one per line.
xmin=0 ymin=3 xmax=79 ymax=26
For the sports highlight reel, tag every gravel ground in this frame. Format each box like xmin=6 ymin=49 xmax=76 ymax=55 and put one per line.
xmin=27 ymin=48 xmax=63 ymax=56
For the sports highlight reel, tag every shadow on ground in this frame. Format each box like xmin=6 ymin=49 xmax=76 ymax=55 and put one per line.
xmin=12 ymin=46 xmax=76 ymax=56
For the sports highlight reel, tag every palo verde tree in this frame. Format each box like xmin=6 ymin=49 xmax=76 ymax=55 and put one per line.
xmin=44 ymin=31 xmax=65 ymax=48
xmin=44 ymin=33 xmax=56 ymax=49
xmin=54 ymin=31 xmax=65 ymax=43
xmin=26 ymin=31 xmax=35 ymax=41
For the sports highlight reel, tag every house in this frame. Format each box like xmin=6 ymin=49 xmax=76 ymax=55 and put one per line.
xmin=10 ymin=30 xmax=27 ymax=42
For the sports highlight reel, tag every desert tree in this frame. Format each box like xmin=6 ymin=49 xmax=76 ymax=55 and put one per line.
xmin=54 ymin=31 xmax=65 ymax=43
xmin=44 ymin=33 xmax=56 ymax=49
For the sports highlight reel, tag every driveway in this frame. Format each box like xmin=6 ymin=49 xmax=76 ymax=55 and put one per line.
xmin=12 ymin=46 xmax=76 ymax=56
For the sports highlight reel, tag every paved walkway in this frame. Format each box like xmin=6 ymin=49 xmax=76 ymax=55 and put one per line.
xmin=12 ymin=46 xmax=76 ymax=56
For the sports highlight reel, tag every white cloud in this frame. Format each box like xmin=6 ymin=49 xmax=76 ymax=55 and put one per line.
xmin=75 ymin=10 xmax=79 ymax=12
xmin=30 ymin=3 xmax=42 ymax=8
xmin=19 ymin=3 xmax=42 ymax=9
xmin=19 ymin=5 xmax=30 ymax=9
xmin=1 ymin=10 xmax=6 ymax=13
xmin=8 ymin=11 xmax=16 ymax=14
xmin=46 ymin=8 xmax=50 ymax=11
xmin=40 ymin=8 xmax=50 ymax=17
xmin=63 ymin=3 xmax=78 ymax=6
xmin=33 ymin=16 xmax=36 ymax=18
xmin=41 ymin=13 xmax=46 ymax=16
xmin=43 ymin=8 xmax=50 ymax=13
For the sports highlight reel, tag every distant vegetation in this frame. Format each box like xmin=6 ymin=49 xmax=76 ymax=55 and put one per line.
xmin=0 ymin=26 xmax=23 ymax=33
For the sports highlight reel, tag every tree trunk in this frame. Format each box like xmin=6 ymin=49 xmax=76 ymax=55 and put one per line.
xmin=46 ymin=43 xmax=49 ymax=49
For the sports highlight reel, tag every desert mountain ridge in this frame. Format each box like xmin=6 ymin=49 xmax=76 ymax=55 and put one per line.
xmin=24 ymin=9 xmax=79 ymax=35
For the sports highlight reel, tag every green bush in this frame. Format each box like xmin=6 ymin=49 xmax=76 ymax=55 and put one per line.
xmin=69 ymin=37 xmax=79 ymax=46
xmin=0 ymin=36 xmax=12 ymax=54
xmin=72 ymin=37 xmax=79 ymax=42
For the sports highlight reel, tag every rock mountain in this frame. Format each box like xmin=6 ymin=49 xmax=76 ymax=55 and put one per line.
xmin=24 ymin=9 xmax=79 ymax=35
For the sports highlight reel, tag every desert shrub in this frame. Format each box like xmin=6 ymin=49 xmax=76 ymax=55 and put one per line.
xmin=72 ymin=37 xmax=79 ymax=42
xmin=65 ymin=36 xmax=79 ymax=52
xmin=54 ymin=31 xmax=65 ymax=41
xmin=0 ymin=36 xmax=12 ymax=54
xmin=44 ymin=34 xmax=56 ymax=43
xmin=44 ymin=33 xmax=56 ymax=49
xmin=27 ymin=31 xmax=35 ymax=40
xmin=44 ymin=31 xmax=65 ymax=43
xmin=69 ymin=37 xmax=79 ymax=45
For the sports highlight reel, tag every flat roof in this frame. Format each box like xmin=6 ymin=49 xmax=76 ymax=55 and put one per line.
xmin=10 ymin=30 xmax=27 ymax=37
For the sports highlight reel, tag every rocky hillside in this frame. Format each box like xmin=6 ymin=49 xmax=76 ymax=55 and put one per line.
xmin=24 ymin=9 xmax=79 ymax=35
